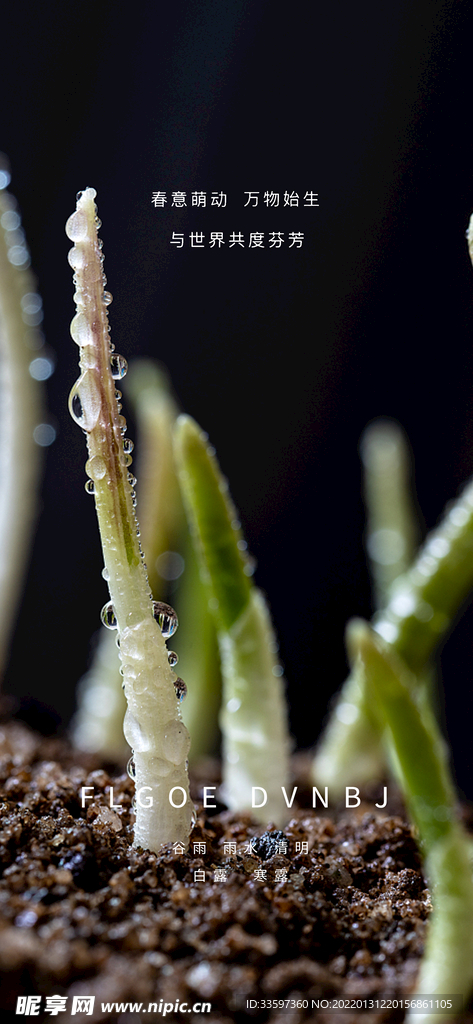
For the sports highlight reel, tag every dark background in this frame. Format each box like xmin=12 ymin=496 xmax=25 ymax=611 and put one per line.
xmin=2 ymin=1 xmax=473 ymax=797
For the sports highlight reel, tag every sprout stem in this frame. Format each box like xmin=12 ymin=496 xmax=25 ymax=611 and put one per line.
xmin=314 ymin=468 xmax=473 ymax=792
xmin=66 ymin=189 xmax=192 ymax=851
xmin=347 ymin=621 xmax=473 ymax=1022
xmin=174 ymin=414 xmax=291 ymax=825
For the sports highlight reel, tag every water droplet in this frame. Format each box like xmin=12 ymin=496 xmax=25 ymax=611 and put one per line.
xmin=174 ymin=677 xmax=187 ymax=701
xmin=191 ymin=808 xmax=198 ymax=827
xmin=152 ymin=601 xmax=178 ymax=638
xmin=336 ymin=702 xmax=359 ymax=725
xmin=76 ymin=187 xmax=96 ymax=202
xmin=163 ymin=719 xmax=189 ymax=761
xmin=70 ymin=312 xmax=94 ymax=347
xmin=227 ymin=697 xmax=241 ymax=713
xmin=127 ymin=473 xmax=137 ymax=487
xmin=81 ymin=347 xmax=96 ymax=369
xmin=168 ymin=651 xmax=179 ymax=668
xmin=115 ymin=390 xmax=122 ymax=401
xmin=85 ymin=455 xmax=107 ymax=481
xmin=110 ymin=353 xmax=128 ymax=379
xmin=127 ymin=756 xmax=136 ymax=780
xmin=68 ymin=371 xmax=102 ymax=432
xmin=124 ymin=453 xmax=133 ymax=468
xmin=124 ymin=710 xmax=150 ymax=752
xmin=84 ymin=479 xmax=95 ymax=495
xmin=118 ymin=416 xmax=127 ymax=433
xmin=101 ymin=567 xmax=110 ymax=581
xmin=103 ymin=291 xmax=113 ymax=305
xmin=123 ymin=438 xmax=134 ymax=454
xmin=65 ymin=211 xmax=88 ymax=242
xmin=101 ymin=601 xmax=117 ymax=629
xmin=67 ymin=245 xmax=87 ymax=270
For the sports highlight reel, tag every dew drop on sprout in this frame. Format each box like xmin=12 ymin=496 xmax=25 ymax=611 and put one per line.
xmin=84 ymin=479 xmax=95 ymax=495
xmin=70 ymin=312 xmax=94 ymax=347
xmin=65 ymin=210 xmax=88 ymax=242
xmin=100 ymin=601 xmax=118 ymax=629
xmin=68 ymin=372 xmax=102 ymax=432
xmin=152 ymin=601 xmax=178 ymax=638
xmin=110 ymin=353 xmax=128 ymax=380
xmin=167 ymin=651 xmax=179 ymax=668
xmin=123 ymin=438 xmax=134 ymax=454
xmin=67 ymin=245 xmax=86 ymax=270
xmin=127 ymin=756 xmax=136 ymax=780
xmin=174 ymin=677 xmax=187 ymax=702
xmin=85 ymin=455 xmax=107 ymax=481
xmin=69 ymin=390 xmax=83 ymax=426
xmin=103 ymin=291 xmax=113 ymax=305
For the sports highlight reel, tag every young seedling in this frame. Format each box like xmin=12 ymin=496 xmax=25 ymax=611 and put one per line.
xmin=0 ymin=162 xmax=44 ymax=686
xmin=361 ymin=419 xmax=419 ymax=608
xmin=174 ymin=414 xmax=291 ymax=825
xmin=66 ymin=188 xmax=192 ymax=851
xmin=314 ymin=463 xmax=473 ymax=793
xmin=73 ymin=359 xmax=221 ymax=762
xmin=313 ymin=419 xmax=422 ymax=790
xmin=348 ymin=620 xmax=473 ymax=1022
xmin=123 ymin=361 xmax=221 ymax=760
xmin=72 ymin=360 xmax=183 ymax=760
xmin=316 ymin=219 xmax=473 ymax=794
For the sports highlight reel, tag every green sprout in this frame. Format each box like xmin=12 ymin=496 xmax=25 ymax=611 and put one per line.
xmin=313 ymin=451 xmax=473 ymax=793
xmin=66 ymin=188 xmax=192 ymax=852
xmin=173 ymin=414 xmax=291 ymax=825
xmin=348 ymin=621 xmax=473 ymax=1022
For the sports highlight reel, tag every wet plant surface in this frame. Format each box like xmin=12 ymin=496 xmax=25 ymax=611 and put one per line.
xmin=1 ymin=722 xmax=466 ymax=1024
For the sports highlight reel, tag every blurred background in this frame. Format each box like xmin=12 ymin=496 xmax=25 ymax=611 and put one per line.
xmin=2 ymin=0 xmax=473 ymax=796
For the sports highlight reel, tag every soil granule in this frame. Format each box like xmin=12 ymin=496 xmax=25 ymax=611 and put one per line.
xmin=0 ymin=722 xmax=464 ymax=1023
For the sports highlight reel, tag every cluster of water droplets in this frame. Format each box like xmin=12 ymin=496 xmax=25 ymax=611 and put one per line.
xmin=67 ymin=191 xmax=191 ymax=793
xmin=66 ymin=196 xmax=129 ymax=440
xmin=100 ymin=597 xmax=187 ymax=709
xmin=121 ymin=599 xmax=187 ymax=784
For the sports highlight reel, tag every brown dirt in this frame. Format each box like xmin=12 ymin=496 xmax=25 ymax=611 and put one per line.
xmin=0 ymin=722 xmax=467 ymax=1024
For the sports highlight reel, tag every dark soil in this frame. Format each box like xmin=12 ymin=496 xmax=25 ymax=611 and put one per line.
xmin=0 ymin=722 xmax=467 ymax=1024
